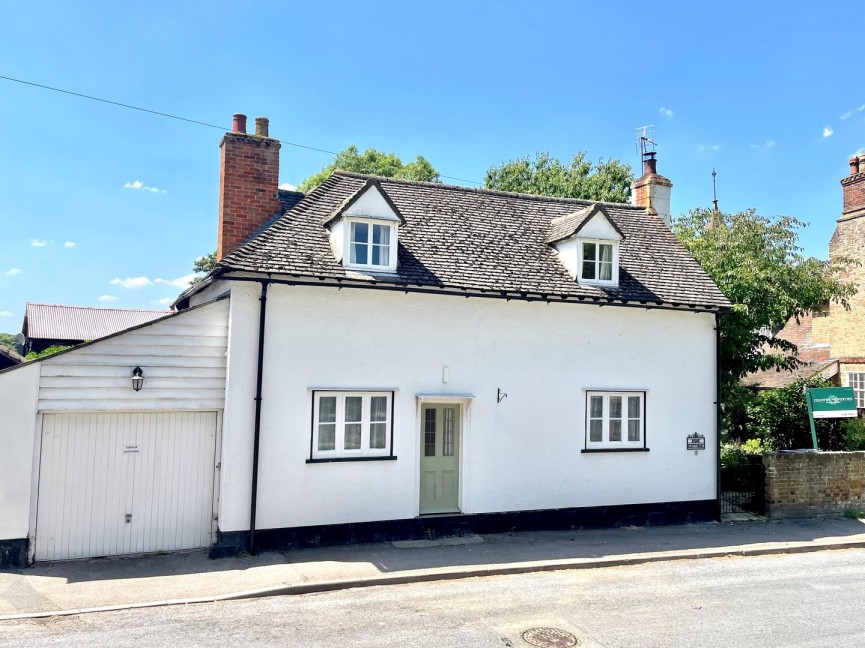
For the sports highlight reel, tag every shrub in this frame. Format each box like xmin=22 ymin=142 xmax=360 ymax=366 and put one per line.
xmin=721 ymin=439 xmax=770 ymax=468
xmin=842 ymin=418 xmax=865 ymax=451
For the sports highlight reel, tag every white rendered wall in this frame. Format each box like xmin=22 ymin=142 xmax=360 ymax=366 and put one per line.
xmin=0 ymin=362 xmax=40 ymax=540
xmin=218 ymin=283 xmax=718 ymax=532
xmin=343 ymin=186 xmax=399 ymax=220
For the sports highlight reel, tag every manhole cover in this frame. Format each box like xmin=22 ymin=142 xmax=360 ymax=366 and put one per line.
xmin=522 ymin=627 xmax=579 ymax=647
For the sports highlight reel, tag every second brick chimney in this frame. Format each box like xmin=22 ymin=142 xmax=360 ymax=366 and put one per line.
xmin=217 ymin=113 xmax=283 ymax=260
xmin=631 ymin=152 xmax=673 ymax=226
xmin=841 ymin=154 xmax=865 ymax=216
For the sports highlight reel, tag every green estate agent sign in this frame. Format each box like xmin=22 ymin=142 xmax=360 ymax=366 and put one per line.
xmin=805 ymin=387 xmax=858 ymax=449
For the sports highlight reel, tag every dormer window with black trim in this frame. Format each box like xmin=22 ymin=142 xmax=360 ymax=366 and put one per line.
xmin=547 ymin=204 xmax=624 ymax=288
xmin=322 ymin=179 xmax=405 ymax=274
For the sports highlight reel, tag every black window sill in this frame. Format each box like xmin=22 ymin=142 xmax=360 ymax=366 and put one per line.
xmin=306 ymin=456 xmax=398 ymax=464
xmin=581 ymin=448 xmax=650 ymax=453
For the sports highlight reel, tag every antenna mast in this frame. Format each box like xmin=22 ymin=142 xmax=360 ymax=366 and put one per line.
xmin=712 ymin=167 xmax=719 ymax=212
xmin=635 ymin=125 xmax=657 ymax=168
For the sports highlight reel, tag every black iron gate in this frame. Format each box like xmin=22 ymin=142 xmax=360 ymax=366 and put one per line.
xmin=720 ymin=456 xmax=765 ymax=514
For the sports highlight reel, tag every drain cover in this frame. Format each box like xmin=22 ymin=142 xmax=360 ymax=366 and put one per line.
xmin=522 ymin=627 xmax=579 ymax=647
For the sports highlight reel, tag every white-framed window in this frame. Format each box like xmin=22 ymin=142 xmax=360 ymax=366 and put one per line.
xmin=311 ymin=391 xmax=393 ymax=459
xmin=585 ymin=390 xmax=645 ymax=450
xmin=578 ymin=240 xmax=618 ymax=285
xmin=848 ymin=372 xmax=865 ymax=408
xmin=344 ymin=219 xmax=398 ymax=272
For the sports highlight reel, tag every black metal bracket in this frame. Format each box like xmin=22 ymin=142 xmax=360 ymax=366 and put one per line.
xmin=497 ymin=388 xmax=508 ymax=403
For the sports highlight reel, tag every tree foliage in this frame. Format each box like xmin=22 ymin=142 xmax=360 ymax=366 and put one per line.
xmin=673 ymin=208 xmax=857 ymax=438
xmin=193 ymin=251 xmax=217 ymax=274
xmin=483 ymin=152 xmax=633 ymax=203
xmin=25 ymin=345 xmax=71 ymax=361
xmin=0 ymin=333 xmax=20 ymax=353
xmin=299 ymin=145 xmax=440 ymax=193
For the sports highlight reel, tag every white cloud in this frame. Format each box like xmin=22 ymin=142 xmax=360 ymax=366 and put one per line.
xmin=840 ymin=104 xmax=865 ymax=120
xmin=4 ymin=268 xmax=21 ymax=277
xmin=97 ymin=295 xmax=118 ymax=302
xmin=750 ymin=140 xmax=776 ymax=150
xmin=0 ymin=311 xmax=12 ymax=317
xmin=698 ymin=144 xmax=720 ymax=152
xmin=155 ymin=273 xmax=197 ymax=288
xmin=124 ymin=180 xmax=166 ymax=194
xmin=30 ymin=239 xmax=49 ymax=247
xmin=153 ymin=297 xmax=174 ymax=306
xmin=279 ymin=182 xmax=298 ymax=191
xmin=64 ymin=241 xmax=76 ymax=248
xmin=110 ymin=276 xmax=153 ymax=288
xmin=658 ymin=107 xmax=674 ymax=118
xmin=823 ymin=126 xmax=834 ymax=138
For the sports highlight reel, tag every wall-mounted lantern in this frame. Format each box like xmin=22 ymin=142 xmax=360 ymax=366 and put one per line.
xmin=131 ymin=366 xmax=145 ymax=392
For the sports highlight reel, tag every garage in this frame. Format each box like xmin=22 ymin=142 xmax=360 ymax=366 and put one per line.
xmin=35 ymin=411 xmax=219 ymax=561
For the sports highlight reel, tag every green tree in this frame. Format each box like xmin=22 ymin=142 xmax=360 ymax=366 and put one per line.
xmin=193 ymin=251 xmax=217 ymax=274
xmin=25 ymin=345 xmax=71 ymax=361
xmin=0 ymin=332 xmax=20 ymax=353
xmin=483 ymin=152 xmax=633 ymax=203
xmin=299 ymin=145 xmax=440 ymax=193
xmin=673 ymin=208 xmax=856 ymax=436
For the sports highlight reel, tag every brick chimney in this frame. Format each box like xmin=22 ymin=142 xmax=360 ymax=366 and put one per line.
xmin=841 ymin=154 xmax=865 ymax=216
xmin=631 ymin=152 xmax=673 ymax=226
xmin=217 ymin=113 xmax=283 ymax=260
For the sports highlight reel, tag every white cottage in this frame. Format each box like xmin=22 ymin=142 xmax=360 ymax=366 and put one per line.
xmin=0 ymin=115 xmax=729 ymax=568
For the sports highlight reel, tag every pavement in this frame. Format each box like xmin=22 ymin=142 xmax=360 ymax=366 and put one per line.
xmin=1 ymin=515 xmax=865 ymax=620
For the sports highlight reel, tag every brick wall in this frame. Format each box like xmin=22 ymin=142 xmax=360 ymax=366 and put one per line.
xmin=827 ymin=211 xmax=865 ymax=359
xmin=842 ymin=173 xmax=865 ymax=215
xmin=764 ymin=451 xmax=865 ymax=518
xmin=217 ymin=132 xmax=282 ymax=260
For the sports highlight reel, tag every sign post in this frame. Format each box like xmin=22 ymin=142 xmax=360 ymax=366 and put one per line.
xmin=805 ymin=387 xmax=858 ymax=450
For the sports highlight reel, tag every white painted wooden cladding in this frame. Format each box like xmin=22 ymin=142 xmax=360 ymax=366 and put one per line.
xmin=37 ymin=299 xmax=229 ymax=411
xmin=36 ymin=412 xmax=218 ymax=561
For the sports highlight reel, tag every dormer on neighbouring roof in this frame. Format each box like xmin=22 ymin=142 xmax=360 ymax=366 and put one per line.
xmin=548 ymin=204 xmax=623 ymax=287
xmin=323 ymin=179 xmax=404 ymax=273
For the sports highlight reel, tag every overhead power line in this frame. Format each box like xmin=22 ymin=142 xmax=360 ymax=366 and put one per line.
xmin=0 ymin=74 xmax=482 ymax=185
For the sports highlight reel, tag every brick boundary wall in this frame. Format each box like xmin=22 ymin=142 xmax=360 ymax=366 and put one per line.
xmin=763 ymin=451 xmax=865 ymax=518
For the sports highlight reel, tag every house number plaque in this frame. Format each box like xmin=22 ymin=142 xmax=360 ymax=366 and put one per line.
xmin=686 ymin=433 xmax=705 ymax=451
xmin=123 ymin=444 xmax=140 ymax=455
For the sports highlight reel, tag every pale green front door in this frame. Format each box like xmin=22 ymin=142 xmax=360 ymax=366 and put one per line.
xmin=419 ymin=404 xmax=460 ymax=514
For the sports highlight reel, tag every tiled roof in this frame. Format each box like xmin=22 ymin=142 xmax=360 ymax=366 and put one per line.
xmin=221 ymin=171 xmax=731 ymax=309
xmin=24 ymin=303 xmax=172 ymax=342
xmin=0 ymin=345 xmax=24 ymax=364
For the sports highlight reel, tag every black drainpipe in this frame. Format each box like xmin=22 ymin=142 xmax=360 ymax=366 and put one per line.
xmin=249 ymin=279 xmax=269 ymax=554
xmin=715 ymin=311 xmax=723 ymax=519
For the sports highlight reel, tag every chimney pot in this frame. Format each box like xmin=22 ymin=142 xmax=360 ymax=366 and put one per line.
xmin=255 ymin=117 xmax=270 ymax=137
xmin=642 ymin=152 xmax=657 ymax=176
xmin=232 ymin=113 xmax=247 ymax=134
xmin=851 ymin=156 xmax=861 ymax=176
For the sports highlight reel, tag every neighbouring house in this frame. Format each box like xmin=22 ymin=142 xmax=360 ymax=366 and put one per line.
xmin=21 ymin=303 xmax=172 ymax=355
xmin=0 ymin=345 xmax=24 ymax=370
xmin=0 ymin=114 xmax=729 ymax=569
xmin=745 ymin=153 xmax=865 ymax=404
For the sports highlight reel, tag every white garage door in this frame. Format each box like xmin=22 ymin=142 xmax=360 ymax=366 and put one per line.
xmin=35 ymin=411 xmax=218 ymax=561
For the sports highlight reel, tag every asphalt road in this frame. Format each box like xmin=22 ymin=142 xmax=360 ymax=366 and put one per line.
xmin=3 ymin=549 xmax=865 ymax=647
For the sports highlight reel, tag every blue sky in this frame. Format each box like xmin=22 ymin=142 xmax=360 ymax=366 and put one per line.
xmin=1 ymin=1 xmax=863 ymax=330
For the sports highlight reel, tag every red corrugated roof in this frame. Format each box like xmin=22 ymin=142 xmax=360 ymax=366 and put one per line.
xmin=24 ymin=303 xmax=173 ymax=342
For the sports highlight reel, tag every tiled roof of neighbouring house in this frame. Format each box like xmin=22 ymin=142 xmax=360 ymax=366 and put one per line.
xmin=0 ymin=344 xmax=24 ymax=364
xmin=23 ymin=303 xmax=173 ymax=342
xmin=221 ymin=171 xmax=731 ymax=309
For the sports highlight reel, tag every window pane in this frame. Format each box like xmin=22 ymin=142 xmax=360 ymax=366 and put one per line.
xmin=609 ymin=420 xmax=622 ymax=442
xmin=318 ymin=397 xmax=336 ymax=423
xmin=351 ymin=242 xmax=368 ymax=265
xmin=371 ymin=396 xmax=388 ymax=422
xmin=599 ymin=244 xmax=613 ymax=263
xmin=628 ymin=396 xmax=641 ymax=418
xmin=582 ymin=261 xmax=596 ymax=279
xmin=609 ymin=396 xmax=622 ymax=419
xmin=370 ymin=423 xmax=387 ymax=449
xmin=599 ymin=261 xmax=613 ymax=281
xmin=344 ymin=423 xmax=362 ymax=450
xmin=318 ymin=424 xmax=336 ymax=451
xmin=424 ymin=408 xmax=436 ymax=457
xmin=443 ymin=408 xmax=455 ymax=456
xmin=351 ymin=222 xmax=368 ymax=243
xmin=582 ymin=242 xmax=596 ymax=261
xmin=371 ymin=244 xmax=390 ymax=267
xmin=373 ymin=224 xmax=390 ymax=245
xmin=628 ymin=419 xmax=641 ymax=442
xmin=589 ymin=419 xmax=602 ymax=442
xmin=345 ymin=396 xmax=362 ymax=422
xmin=590 ymin=396 xmax=603 ymax=418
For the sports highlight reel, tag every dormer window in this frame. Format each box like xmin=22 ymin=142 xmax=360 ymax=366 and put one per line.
xmin=322 ymin=179 xmax=405 ymax=274
xmin=348 ymin=219 xmax=395 ymax=270
xmin=547 ymin=204 xmax=624 ymax=288
xmin=579 ymin=240 xmax=616 ymax=284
